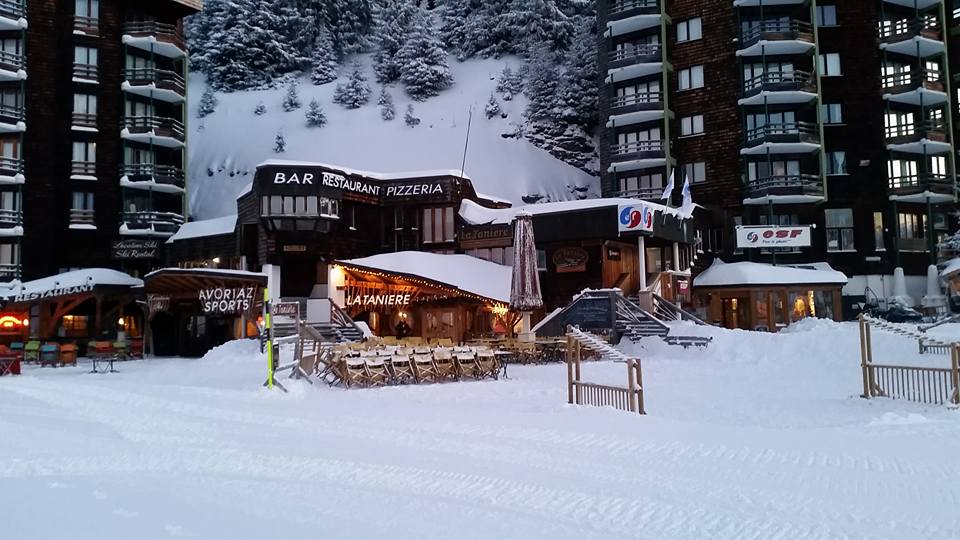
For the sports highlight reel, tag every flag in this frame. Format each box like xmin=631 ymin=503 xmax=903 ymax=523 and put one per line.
xmin=660 ymin=169 xmax=675 ymax=201
xmin=680 ymin=173 xmax=695 ymax=216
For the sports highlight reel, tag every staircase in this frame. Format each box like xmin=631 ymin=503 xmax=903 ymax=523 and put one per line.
xmin=615 ymin=295 xmax=670 ymax=341
xmin=269 ymin=298 xmax=364 ymax=344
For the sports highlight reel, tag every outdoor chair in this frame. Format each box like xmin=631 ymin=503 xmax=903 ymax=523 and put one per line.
xmin=434 ymin=350 xmax=459 ymax=381
xmin=0 ymin=345 xmax=18 ymax=376
xmin=343 ymin=358 xmax=369 ymax=388
xmin=59 ymin=343 xmax=78 ymax=366
xmin=389 ymin=354 xmax=416 ymax=384
xmin=39 ymin=343 xmax=60 ymax=367
xmin=128 ymin=339 xmax=144 ymax=359
xmin=112 ymin=341 xmax=128 ymax=360
xmin=88 ymin=341 xmax=113 ymax=358
xmin=413 ymin=353 xmax=439 ymax=383
xmin=9 ymin=341 xmax=24 ymax=361
xmin=476 ymin=349 xmax=500 ymax=380
xmin=381 ymin=336 xmax=398 ymax=346
xmin=413 ymin=346 xmax=431 ymax=355
xmin=437 ymin=338 xmax=454 ymax=348
xmin=364 ymin=357 xmax=390 ymax=386
xmin=455 ymin=352 xmax=479 ymax=379
xmin=23 ymin=340 xmax=40 ymax=363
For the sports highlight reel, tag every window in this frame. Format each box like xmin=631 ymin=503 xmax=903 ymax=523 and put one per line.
xmin=815 ymin=5 xmax=837 ymax=26
xmin=887 ymin=159 xmax=918 ymax=188
xmin=677 ymin=17 xmax=702 ymax=42
xmin=742 ymin=61 xmax=794 ymax=91
xmin=817 ymin=53 xmax=842 ymax=76
xmin=260 ymin=195 xmax=337 ymax=217
xmin=73 ymin=93 xmax=97 ymax=116
xmin=74 ymin=46 xmax=97 ymax=66
xmin=71 ymin=141 xmax=96 ymax=176
xmin=759 ymin=214 xmax=801 ymax=253
xmin=825 ymin=209 xmax=854 ymax=252
xmin=0 ymin=137 xmax=19 ymax=161
xmin=705 ymin=227 xmax=723 ymax=253
xmin=619 ymin=172 xmax=663 ymax=195
xmin=678 ymin=65 xmax=704 ymax=90
xmin=125 ymin=54 xmax=154 ymax=70
xmin=467 ymin=247 xmax=514 ymax=266
xmin=747 ymin=160 xmax=800 ymax=181
xmin=615 ymin=80 xmax=661 ymax=105
xmin=75 ymin=0 xmax=99 ymax=18
xmin=873 ymin=212 xmax=885 ymax=251
xmin=422 ymin=207 xmax=454 ymax=244
xmin=680 ymin=114 xmax=704 ymax=136
xmin=827 ymin=151 xmax=847 ymax=175
xmin=0 ymin=242 xmax=18 ymax=266
xmin=821 ymin=103 xmax=843 ymax=124
xmin=0 ymin=38 xmax=21 ymax=60
xmin=124 ymin=146 xmax=153 ymax=165
xmin=616 ymin=127 xmax=661 ymax=153
xmin=125 ymin=100 xmax=153 ymax=117
xmin=682 ymin=162 xmax=706 ymax=183
xmin=898 ymin=213 xmax=926 ymax=251
xmin=72 ymin=192 xmax=94 ymax=210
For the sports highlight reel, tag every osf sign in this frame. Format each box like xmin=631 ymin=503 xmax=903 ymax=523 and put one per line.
xmin=618 ymin=204 xmax=655 ymax=233
xmin=735 ymin=226 xmax=812 ymax=248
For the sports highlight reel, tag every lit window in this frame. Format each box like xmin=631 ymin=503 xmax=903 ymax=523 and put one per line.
xmin=827 ymin=151 xmax=847 ymax=175
xmin=825 ymin=208 xmax=854 ymax=252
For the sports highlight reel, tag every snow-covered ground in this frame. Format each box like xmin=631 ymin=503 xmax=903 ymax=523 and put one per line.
xmin=187 ymin=56 xmax=600 ymax=219
xmin=3 ymin=321 xmax=960 ymax=539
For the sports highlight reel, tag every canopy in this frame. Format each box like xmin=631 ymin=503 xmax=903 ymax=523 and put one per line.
xmin=693 ymin=260 xmax=848 ymax=288
xmin=1 ymin=268 xmax=142 ymax=303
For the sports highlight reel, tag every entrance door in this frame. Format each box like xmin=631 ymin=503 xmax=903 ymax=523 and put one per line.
xmin=721 ymin=297 xmax=751 ymax=330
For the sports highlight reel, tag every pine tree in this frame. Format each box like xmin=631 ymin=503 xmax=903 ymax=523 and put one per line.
xmin=327 ymin=0 xmax=375 ymax=56
xmin=305 ymin=99 xmax=328 ymax=127
xmin=332 ymin=64 xmax=371 ymax=108
xmin=311 ymin=28 xmax=339 ymax=85
xmin=496 ymin=65 xmax=524 ymax=101
xmin=398 ymin=12 xmax=453 ymax=101
xmin=404 ymin=104 xmax=420 ymax=127
xmin=274 ymin=130 xmax=286 ymax=153
xmin=197 ymin=87 xmax=218 ymax=118
xmin=371 ymin=0 xmax=417 ymax=83
xmin=485 ymin=92 xmax=502 ymax=119
xmin=557 ymin=18 xmax=598 ymax=127
xmin=254 ymin=101 xmax=267 ymax=115
xmin=378 ymin=86 xmax=396 ymax=120
xmin=523 ymin=45 xmax=561 ymax=122
xmin=282 ymin=80 xmax=302 ymax=111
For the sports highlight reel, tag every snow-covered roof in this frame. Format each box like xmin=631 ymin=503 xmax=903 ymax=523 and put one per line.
xmin=0 ymin=268 xmax=142 ymax=301
xmin=693 ymin=260 xmax=848 ymax=288
xmin=941 ymin=258 xmax=960 ymax=278
xmin=167 ymin=215 xmax=237 ymax=244
xmin=459 ymin=197 xmax=689 ymax=225
xmin=257 ymin=159 xmax=470 ymax=182
xmin=144 ymin=267 xmax=266 ymax=280
xmin=474 ymin=191 xmax=512 ymax=205
xmin=335 ymin=251 xmax=511 ymax=304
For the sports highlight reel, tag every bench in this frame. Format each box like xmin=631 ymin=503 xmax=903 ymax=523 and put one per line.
xmin=663 ymin=335 xmax=713 ymax=349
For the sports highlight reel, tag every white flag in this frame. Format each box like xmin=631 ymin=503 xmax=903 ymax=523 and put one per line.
xmin=660 ymin=169 xmax=675 ymax=201
xmin=680 ymin=173 xmax=694 ymax=216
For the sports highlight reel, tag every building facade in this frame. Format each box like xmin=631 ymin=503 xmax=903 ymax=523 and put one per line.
xmin=0 ymin=0 xmax=200 ymax=283
xmin=598 ymin=0 xmax=960 ymax=313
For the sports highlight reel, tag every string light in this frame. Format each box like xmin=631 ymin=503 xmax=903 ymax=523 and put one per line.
xmin=334 ymin=263 xmax=509 ymax=311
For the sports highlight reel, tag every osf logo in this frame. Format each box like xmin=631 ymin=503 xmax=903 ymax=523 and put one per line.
xmin=746 ymin=231 xmax=759 ymax=243
xmin=763 ymin=229 xmax=803 ymax=240
xmin=619 ymin=205 xmax=654 ymax=231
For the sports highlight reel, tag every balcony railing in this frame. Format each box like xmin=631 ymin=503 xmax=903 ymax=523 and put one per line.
xmin=71 ymin=161 xmax=96 ymax=176
xmin=122 ymin=211 xmax=185 ymax=235
xmin=611 ymin=186 xmax=666 ymax=200
xmin=884 ymin=119 xmax=947 ymax=143
xmin=0 ymin=207 xmax=20 ymax=227
xmin=878 ymin=16 xmax=941 ymax=44
xmin=608 ymin=0 xmax=659 ymax=21
xmin=0 ymin=50 xmax=23 ymax=74
xmin=123 ymin=21 xmax=186 ymax=53
xmin=122 ymin=116 xmax=186 ymax=142
xmin=742 ymin=70 xmax=815 ymax=96
xmin=121 ymin=163 xmax=185 ymax=187
xmin=744 ymin=174 xmax=823 ymax=199
xmin=610 ymin=139 xmax=665 ymax=159
xmin=72 ymin=112 xmax=96 ymax=128
xmin=610 ymin=91 xmax=663 ymax=113
xmin=744 ymin=122 xmax=820 ymax=147
xmin=0 ymin=0 xmax=24 ymax=21
xmin=74 ymin=15 xmax=99 ymax=35
xmin=888 ymin=172 xmax=953 ymax=194
xmin=739 ymin=20 xmax=813 ymax=49
xmin=0 ymin=262 xmax=19 ymax=281
xmin=881 ymin=68 xmax=945 ymax=93
xmin=608 ymin=43 xmax=662 ymax=68
xmin=70 ymin=208 xmax=96 ymax=226
xmin=124 ymin=67 xmax=186 ymax=97
xmin=73 ymin=63 xmax=98 ymax=82
xmin=0 ymin=156 xmax=22 ymax=177
xmin=0 ymin=102 xmax=23 ymax=125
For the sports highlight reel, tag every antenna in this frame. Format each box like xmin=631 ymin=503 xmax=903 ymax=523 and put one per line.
xmin=459 ymin=106 xmax=473 ymax=178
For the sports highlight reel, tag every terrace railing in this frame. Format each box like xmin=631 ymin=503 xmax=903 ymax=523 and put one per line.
xmin=566 ymin=325 xmax=645 ymax=414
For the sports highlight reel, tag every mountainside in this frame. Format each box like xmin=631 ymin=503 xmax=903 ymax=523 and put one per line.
xmin=185 ymin=0 xmax=600 ymax=219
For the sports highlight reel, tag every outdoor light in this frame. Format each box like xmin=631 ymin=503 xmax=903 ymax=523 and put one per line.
xmin=21 ymin=318 xmax=28 ymax=327
xmin=117 ymin=317 xmax=125 ymax=326
xmin=212 ymin=257 xmax=221 ymax=264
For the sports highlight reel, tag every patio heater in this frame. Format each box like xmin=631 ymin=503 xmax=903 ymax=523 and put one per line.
xmin=510 ymin=212 xmax=542 ymax=342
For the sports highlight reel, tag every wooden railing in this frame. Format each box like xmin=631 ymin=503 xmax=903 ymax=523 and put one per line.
xmin=859 ymin=315 xmax=960 ymax=406
xmin=566 ymin=326 xmax=644 ymax=415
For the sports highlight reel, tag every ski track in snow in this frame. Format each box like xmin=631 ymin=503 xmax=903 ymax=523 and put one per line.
xmin=3 ymin=322 xmax=960 ymax=539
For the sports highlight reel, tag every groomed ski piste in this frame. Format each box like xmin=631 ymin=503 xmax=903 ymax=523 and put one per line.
xmin=3 ymin=319 xmax=960 ymax=539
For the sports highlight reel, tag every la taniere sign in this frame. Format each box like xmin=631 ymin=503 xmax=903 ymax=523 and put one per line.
xmin=346 ymin=293 xmax=412 ymax=307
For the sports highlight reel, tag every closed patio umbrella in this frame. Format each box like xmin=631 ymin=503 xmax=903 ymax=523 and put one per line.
xmin=510 ymin=212 xmax=542 ymax=341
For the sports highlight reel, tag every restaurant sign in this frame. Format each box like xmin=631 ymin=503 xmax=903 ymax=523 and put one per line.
xmin=111 ymin=239 xmax=161 ymax=260
xmin=199 ymin=286 xmax=258 ymax=314
xmin=460 ymin=223 xmax=513 ymax=249
xmin=260 ymin=166 xmax=451 ymax=203
xmin=272 ymin=301 xmax=300 ymax=317
xmin=346 ymin=293 xmax=412 ymax=307
xmin=736 ymin=226 xmax=812 ymax=249
xmin=13 ymin=284 xmax=93 ymax=303
xmin=552 ymin=247 xmax=589 ymax=273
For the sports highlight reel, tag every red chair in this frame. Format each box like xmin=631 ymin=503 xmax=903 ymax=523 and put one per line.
xmin=0 ymin=344 xmax=20 ymax=376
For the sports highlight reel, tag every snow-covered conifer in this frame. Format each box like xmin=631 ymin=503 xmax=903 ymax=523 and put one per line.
xmin=282 ymin=80 xmax=302 ymax=111
xmin=333 ymin=64 xmax=371 ymax=108
xmin=305 ymin=99 xmax=328 ymax=127
xmin=485 ymin=92 xmax=502 ymax=119
xmin=197 ymin=87 xmax=218 ymax=118
xmin=404 ymin=104 xmax=420 ymax=127
xmin=371 ymin=0 xmax=417 ymax=84
xmin=254 ymin=101 xmax=267 ymax=116
xmin=398 ymin=12 xmax=453 ymax=100
xmin=273 ymin=130 xmax=286 ymax=153
xmin=378 ymin=86 xmax=396 ymax=120
xmin=311 ymin=28 xmax=339 ymax=85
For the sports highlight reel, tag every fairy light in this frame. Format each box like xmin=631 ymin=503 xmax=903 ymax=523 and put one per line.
xmin=335 ymin=263 xmax=510 ymax=311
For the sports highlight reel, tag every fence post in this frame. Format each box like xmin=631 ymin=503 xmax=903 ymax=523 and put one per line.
xmin=574 ymin=339 xmax=582 ymax=405
xmin=566 ymin=332 xmax=574 ymax=405
xmin=635 ymin=360 xmax=645 ymax=414
xmin=859 ymin=314 xmax=870 ymax=398
xmin=627 ymin=359 xmax=637 ymax=413
xmin=952 ymin=345 xmax=960 ymax=406
xmin=864 ymin=318 xmax=875 ymax=397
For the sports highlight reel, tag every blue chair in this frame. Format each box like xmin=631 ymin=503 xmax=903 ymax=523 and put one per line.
xmin=39 ymin=343 xmax=60 ymax=367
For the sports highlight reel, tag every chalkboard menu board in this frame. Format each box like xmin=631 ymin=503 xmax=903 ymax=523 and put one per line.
xmin=562 ymin=295 xmax=613 ymax=330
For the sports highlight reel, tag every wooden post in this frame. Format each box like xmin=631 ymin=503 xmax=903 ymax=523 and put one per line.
xmin=859 ymin=314 xmax=870 ymax=398
xmin=574 ymin=338 xmax=582 ymax=405
xmin=627 ymin=359 xmax=637 ymax=413
xmin=566 ymin=333 xmax=574 ymax=404
xmin=94 ymin=295 xmax=103 ymax=338
xmin=635 ymin=360 xmax=645 ymax=415
xmin=952 ymin=344 xmax=960 ymax=406
xmin=864 ymin=319 xmax=875 ymax=396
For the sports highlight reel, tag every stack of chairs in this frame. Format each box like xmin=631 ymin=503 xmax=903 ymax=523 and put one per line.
xmin=326 ymin=342 xmax=504 ymax=388
xmin=59 ymin=343 xmax=78 ymax=366
xmin=39 ymin=343 xmax=60 ymax=367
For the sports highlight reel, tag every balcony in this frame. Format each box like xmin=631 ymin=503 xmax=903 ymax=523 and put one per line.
xmin=885 ymin=119 xmax=952 ymax=154
xmin=888 ymin=172 xmax=954 ymax=202
xmin=123 ymin=68 xmax=186 ymax=103
xmin=120 ymin=211 xmax=185 ymax=237
xmin=71 ymin=112 xmax=96 ymax=131
xmin=123 ymin=21 xmax=187 ymax=59
xmin=737 ymin=20 xmax=814 ymax=56
xmin=122 ymin=116 xmax=185 ymax=148
xmin=0 ymin=50 xmax=24 ymax=81
xmin=881 ymin=68 xmax=948 ymax=106
xmin=0 ymin=0 xmax=26 ymax=31
xmin=607 ymin=139 xmax=667 ymax=173
xmin=120 ymin=163 xmax=185 ymax=193
xmin=0 ymin=156 xmax=23 ymax=183
xmin=0 ymin=103 xmax=24 ymax=133
xmin=71 ymin=161 xmax=96 ymax=180
xmin=608 ymin=91 xmax=664 ymax=126
xmin=878 ymin=17 xmax=942 ymax=46
xmin=74 ymin=15 xmax=99 ymax=36
xmin=610 ymin=186 xmax=667 ymax=200
xmin=740 ymin=70 xmax=816 ymax=105
xmin=742 ymin=122 xmax=820 ymax=155
xmin=73 ymin=63 xmax=98 ymax=83
xmin=743 ymin=174 xmax=824 ymax=204
xmin=608 ymin=43 xmax=662 ymax=70
xmin=607 ymin=0 xmax=659 ymax=22
xmin=0 ymin=261 xmax=18 ymax=282
xmin=0 ymin=208 xmax=21 ymax=236
xmin=69 ymin=208 xmax=96 ymax=229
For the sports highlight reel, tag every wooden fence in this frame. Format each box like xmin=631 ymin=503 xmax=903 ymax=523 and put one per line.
xmin=566 ymin=326 xmax=644 ymax=415
xmin=859 ymin=315 xmax=960 ymax=406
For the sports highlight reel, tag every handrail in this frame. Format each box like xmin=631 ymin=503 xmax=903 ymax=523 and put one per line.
xmin=609 ymin=43 xmax=662 ymax=62
xmin=745 ymin=174 xmax=822 ymax=191
xmin=73 ymin=63 xmax=98 ymax=81
xmin=0 ymin=156 xmax=22 ymax=173
xmin=0 ymin=49 xmax=23 ymax=69
xmin=123 ymin=20 xmax=185 ymax=42
xmin=742 ymin=70 xmax=814 ymax=93
xmin=70 ymin=208 xmax=96 ymax=225
xmin=881 ymin=67 xmax=943 ymax=89
xmin=878 ymin=16 xmax=940 ymax=40
xmin=125 ymin=67 xmax=186 ymax=91
xmin=888 ymin=173 xmax=952 ymax=191
xmin=0 ymin=0 xmax=24 ymax=19
xmin=74 ymin=15 xmax=99 ymax=34
xmin=0 ymin=207 xmax=21 ymax=226
xmin=744 ymin=121 xmax=819 ymax=143
xmin=609 ymin=0 xmax=658 ymax=16
xmin=611 ymin=139 xmax=664 ymax=156
xmin=123 ymin=116 xmax=186 ymax=139
xmin=740 ymin=19 xmax=813 ymax=44
xmin=611 ymin=91 xmax=662 ymax=109
xmin=0 ymin=102 xmax=23 ymax=121
xmin=650 ymin=292 xmax=711 ymax=326
xmin=884 ymin=119 xmax=947 ymax=140
xmin=121 ymin=163 xmax=185 ymax=183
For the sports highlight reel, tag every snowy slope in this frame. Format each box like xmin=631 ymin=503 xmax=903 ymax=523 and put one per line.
xmin=3 ymin=321 xmax=960 ymax=539
xmin=187 ymin=56 xmax=600 ymax=220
